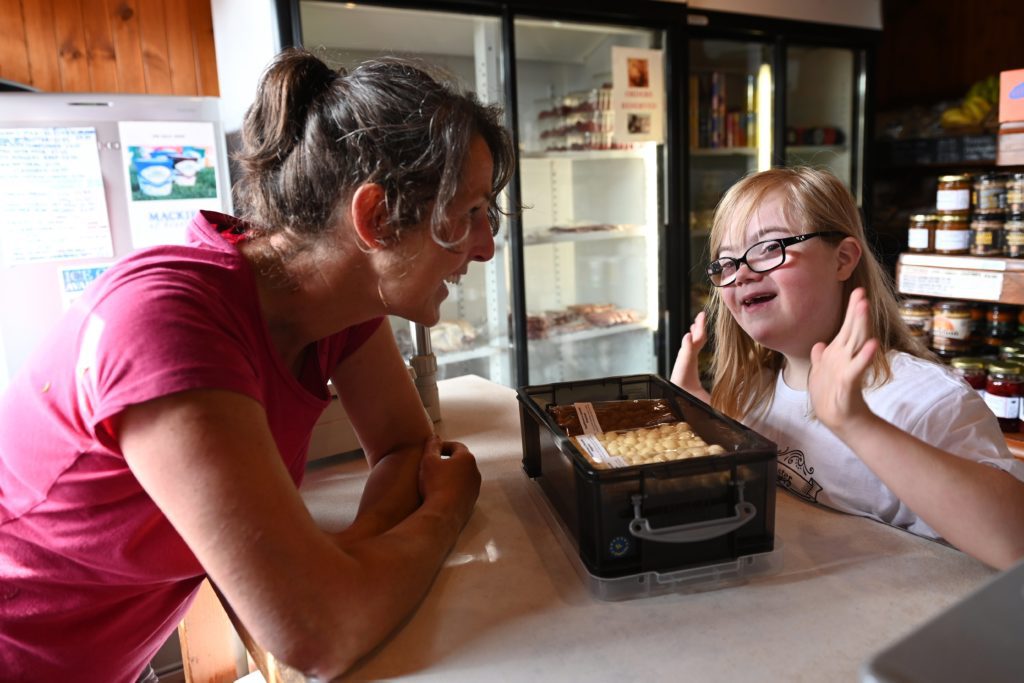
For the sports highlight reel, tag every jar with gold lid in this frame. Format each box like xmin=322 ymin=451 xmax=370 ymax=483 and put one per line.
xmin=899 ymin=298 xmax=933 ymax=338
xmin=1006 ymin=212 xmax=1024 ymax=259
xmin=972 ymin=173 xmax=1007 ymax=214
xmin=969 ymin=215 xmax=1004 ymax=256
xmin=949 ymin=356 xmax=987 ymax=392
xmin=931 ymin=300 xmax=974 ymax=359
xmin=984 ymin=361 xmax=1024 ymax=432
xmin=906 ymin=213 xmax=935 ymax=253
xmin=985 ymin=303 xmax=1018 ymax=353
xmin=1006 ymin=173 xmax=1024 ymax=214
xmin=933 ymin=214 xmax=970 ymax=255
xmin=936 ymin=174 xmax=972 ymax=214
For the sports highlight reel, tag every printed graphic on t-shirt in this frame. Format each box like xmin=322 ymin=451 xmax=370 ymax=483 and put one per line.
xmin=777 ymin=447 xmax=823 ymax=502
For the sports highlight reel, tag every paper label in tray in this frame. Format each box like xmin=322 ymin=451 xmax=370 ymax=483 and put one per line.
xmin=575 ymin=435 xmax=626 ymax=468
xmin=574 ymin=402 xmax=603 ymax=434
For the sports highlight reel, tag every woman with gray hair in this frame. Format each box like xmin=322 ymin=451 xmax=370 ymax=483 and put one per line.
xmin=0 ymin=48 xmax=515 ymax=681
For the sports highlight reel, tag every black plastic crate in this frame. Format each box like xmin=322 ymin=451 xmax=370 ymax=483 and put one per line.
xmin=517 ymin=374 xmax=777 ymax=582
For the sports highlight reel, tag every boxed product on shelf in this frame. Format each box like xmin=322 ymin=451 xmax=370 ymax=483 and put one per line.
xmin=998 ymin=68 xmax=1024 ymax=123
xmin=517 ymin=374 xmax=777 ymax=600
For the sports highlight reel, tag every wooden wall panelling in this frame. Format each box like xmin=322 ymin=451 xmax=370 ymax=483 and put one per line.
xmin=877 ymin=0 xmax=1024 ymax=110
xmin=81 ymin=0 xmax=121 ymax=92
xmin=0 ymin=0 xmax=32 ymax=86
xmin=137 ymin=0 xmax=173 ymax=94
xmin=164 ymin=0 xmax=198 ymax=95
xmin=107 ymin=0 xmax=148 ymax=93
xmin=20 ymin=0 xmax=62 ymax=91
xmin=188 ymin=0 xmax=219 ymax=97
xmin=53 ymin=0 xmax=92 ymax=92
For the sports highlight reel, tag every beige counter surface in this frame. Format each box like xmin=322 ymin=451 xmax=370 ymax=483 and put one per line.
xmin=298 ymin=375 xmax=995 ymax=682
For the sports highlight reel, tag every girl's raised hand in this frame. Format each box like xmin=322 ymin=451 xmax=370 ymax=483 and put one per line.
xmin=807 ymin=287 xmax=879 ymax=434
xmin=670 ymin=310 xmax=711 ymax=402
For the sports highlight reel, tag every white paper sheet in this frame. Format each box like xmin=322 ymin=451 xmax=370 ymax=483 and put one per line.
xmin=0 ymin=127 xmax=113 ymax=265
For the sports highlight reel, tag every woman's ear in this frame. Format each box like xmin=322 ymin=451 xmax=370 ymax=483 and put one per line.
xmin=350 ymin=183 xmax=390 ymax=249
xmin=836 ymin=235 xmax=862 ymax=282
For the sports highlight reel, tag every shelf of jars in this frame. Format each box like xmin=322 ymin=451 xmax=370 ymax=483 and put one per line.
xmin=896 ymin=253 xmax=1024 ymax=304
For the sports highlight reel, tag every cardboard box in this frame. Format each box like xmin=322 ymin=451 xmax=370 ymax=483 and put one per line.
xmin=997 ymin=121 xmax=1024 ymax=166
xmin=999 ymin=68 xmax=1024 ymax=123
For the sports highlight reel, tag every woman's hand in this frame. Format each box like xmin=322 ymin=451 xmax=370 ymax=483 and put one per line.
xmin=808 ymin=287 xmax=879 ymax=435
xmin=418 ymin=436 xmax=481 ymax=531
xmin=670 ymin=310 xmax=711 ymax=403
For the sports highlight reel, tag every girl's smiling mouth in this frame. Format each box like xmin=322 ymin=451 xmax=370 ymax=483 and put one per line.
xmin=742 ymin=292 xmax=776 ymax=307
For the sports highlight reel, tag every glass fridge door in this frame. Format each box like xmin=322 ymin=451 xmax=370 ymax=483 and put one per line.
xmin=296 ymin=2 xmax=513 ymax=385
xmin=687 ymin=37 xmax=774 ymax=318
xmin=785 ymin=44 xmax=866 ymax=204
xmin=514 ymin=18 xmax=666 ymax=385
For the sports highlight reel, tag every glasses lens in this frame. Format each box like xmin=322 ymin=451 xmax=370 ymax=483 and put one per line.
xmin=746 ymin=240 xmax=785 ymax=272
xmin=707 ymin=259 xmax=735 ymax=286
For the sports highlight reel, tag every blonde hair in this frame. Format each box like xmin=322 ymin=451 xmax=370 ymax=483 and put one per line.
xmin=706 ymin=167 xmax=932 ymax=420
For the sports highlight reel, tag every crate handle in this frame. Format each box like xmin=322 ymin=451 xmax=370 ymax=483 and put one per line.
xmin=628 ymin=486 xmax=756 ymax=543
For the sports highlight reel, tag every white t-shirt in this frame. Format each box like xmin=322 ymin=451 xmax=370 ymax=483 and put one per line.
xmin=744 ymin=351 xmax=1024 ymax=539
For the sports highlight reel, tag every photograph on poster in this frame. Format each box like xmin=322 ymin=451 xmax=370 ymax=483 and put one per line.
xmin=127 ymin=145 xmax=217 ymax=201
xmin=628 ymin=114 xmax=652 ymax=134
xmin=628 ymin=58 xmax=650 ymax=88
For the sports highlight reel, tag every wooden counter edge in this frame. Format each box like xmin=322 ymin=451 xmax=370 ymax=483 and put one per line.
xmin=1005 ymin=431 xmax=1024 ymax=460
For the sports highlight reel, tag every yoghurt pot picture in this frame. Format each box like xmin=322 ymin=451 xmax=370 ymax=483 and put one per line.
xmin=134 ymin=156 xmax=174 ymax=196
xmin=171 ymin=155 xmax=202 ymax=186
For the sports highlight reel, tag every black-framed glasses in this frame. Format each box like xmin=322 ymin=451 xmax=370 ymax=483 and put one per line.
xmin=706 ymin=231 xmax=845 ymax=287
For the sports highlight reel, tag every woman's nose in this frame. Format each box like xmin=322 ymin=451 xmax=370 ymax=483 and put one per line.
xmin=471 ymin=215 xmax=496 ymax=262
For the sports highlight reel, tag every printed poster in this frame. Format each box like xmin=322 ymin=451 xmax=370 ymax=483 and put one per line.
xmin=611 ymin=46 xmax=665 ymax=144
xmin=0 ymin=127 xmax=113 ymax=265
xmin=119 ymin=121 xmax=223 ymax=248
xmin=59 ymin=263 xmax=112 ymax=310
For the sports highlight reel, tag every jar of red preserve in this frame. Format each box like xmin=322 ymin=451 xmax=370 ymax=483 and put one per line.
xmin=984 ymin=361 xmax=1024 ymax=432
xmin=950 ymin=357 xmax=987 ymax=393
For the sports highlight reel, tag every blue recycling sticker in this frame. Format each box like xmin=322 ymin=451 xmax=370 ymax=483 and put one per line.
xmin=608 ymin=536 xmax=631 ymax=557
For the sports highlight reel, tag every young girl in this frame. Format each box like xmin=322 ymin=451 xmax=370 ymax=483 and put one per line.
xmin=671 ymin=166 xmax=1024 ymax=570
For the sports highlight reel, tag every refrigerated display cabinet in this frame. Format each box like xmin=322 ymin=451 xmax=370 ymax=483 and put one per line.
xmin=282 ymin=1 xmax=878 ymax=389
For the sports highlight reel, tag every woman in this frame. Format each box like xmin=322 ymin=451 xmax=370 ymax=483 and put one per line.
xmin=671 ymin=166 xmax=1024 ymax=570
xmin=0 ymin=49 xmax=514 ymax=681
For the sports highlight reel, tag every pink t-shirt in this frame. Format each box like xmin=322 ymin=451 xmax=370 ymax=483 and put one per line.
xmin=0 ymin=211 xmax=382 ymax=682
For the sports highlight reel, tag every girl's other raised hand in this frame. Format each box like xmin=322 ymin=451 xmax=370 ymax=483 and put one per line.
xmin=670 ymin=310 xmax=711 ymax=403
xmin=807 ymin=287 xmax=879 ymax=435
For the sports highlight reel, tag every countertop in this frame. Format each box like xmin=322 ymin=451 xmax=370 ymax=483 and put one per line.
xmin=293 ymin=374 xmax=996 ymax=682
